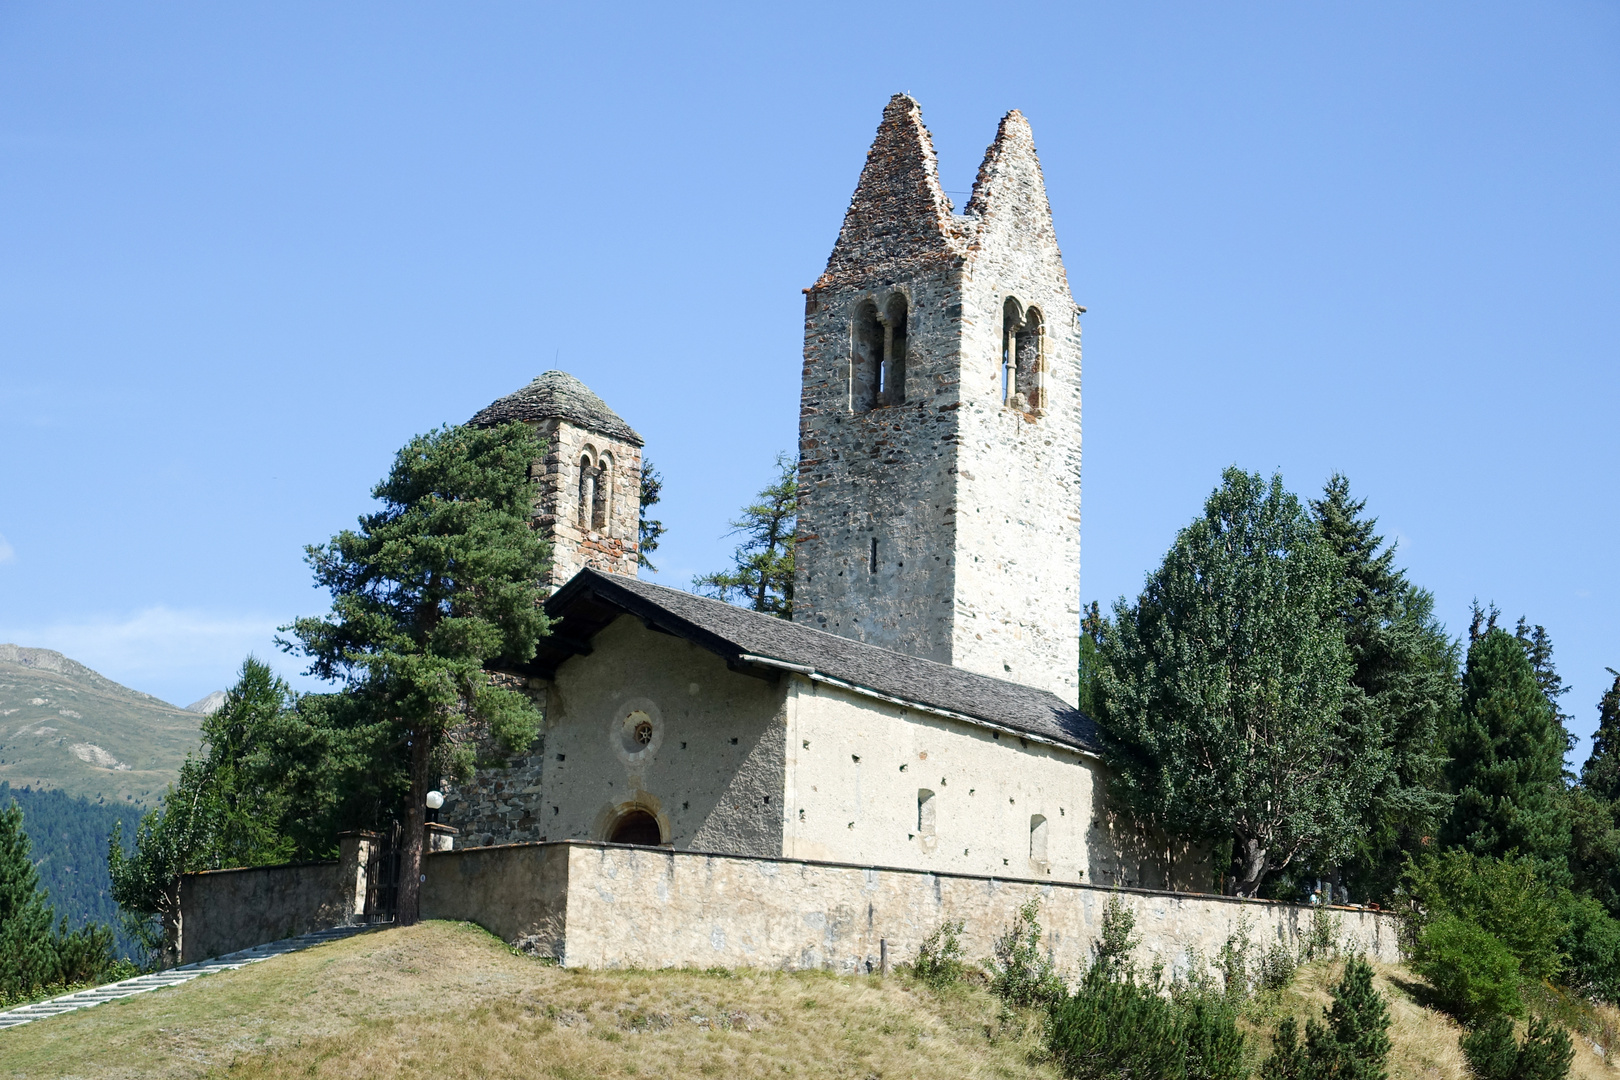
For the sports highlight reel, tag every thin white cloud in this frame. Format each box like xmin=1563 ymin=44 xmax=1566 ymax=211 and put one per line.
xmin=0 ymin=534 xmax=15 ymax=564
xmin=0 ymin=606 xmax=321 ymax=707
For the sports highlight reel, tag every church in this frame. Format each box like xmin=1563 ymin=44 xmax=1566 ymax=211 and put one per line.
xmin=442 ymin=95 xmax=1192 ymax=891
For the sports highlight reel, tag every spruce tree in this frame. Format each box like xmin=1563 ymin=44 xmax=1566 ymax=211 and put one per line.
xmin=1581 ymin=670 xmax=1620 ymax=805
xmin=1310 ymin=475 xmax=1456 ymax=901
xmin=0 ymin=802 xmax=60 ymax=1001
xmin=1442 ymin=627 xmax=1571 ymax=870
xmin=637 ymin=458 xmax=666 ymax=571
xmin=1098 ymin=468 xmax=1373 ymax=896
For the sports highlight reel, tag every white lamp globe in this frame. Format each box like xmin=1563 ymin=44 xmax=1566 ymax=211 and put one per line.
xmin=425 ymin=790 xmax=445 ymax=810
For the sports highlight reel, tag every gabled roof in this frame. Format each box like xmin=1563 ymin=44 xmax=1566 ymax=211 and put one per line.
xmin=470 ymin=371 xmax=644 ymax=447
xmin=526 ymin=569 xmax=1097 ymax=755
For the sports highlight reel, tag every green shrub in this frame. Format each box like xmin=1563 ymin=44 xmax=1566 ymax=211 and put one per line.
xmin=912 ymin=918 xmax=966 ymax=990
xmin=1257 ymin=941 xmax=1298 ymax=992
xmin=1413 ymin=915 xmax=1523 ymax=1024
xmin=1401 ymin=851 xmax=1566 ymax=982
xmin=1307 ymin=957 xmax=1392 ymax=1080
xmin=1045 ymin=966 xmax=1187 ymax=1080
xmin=988 ymin=897 xmax=1063 ymax=1008
xmin=1555 ymin=891 xmax=1620 ymax=1004
xmin=1259 ymin=1016 xmax=1308 ymax=1080
xmin=1461 ymin=1015 xmax=1574 ymax=1080
xmin=1260 ymin=958 xmax=1391 ymax=1080
xmin=1178 ymin=991 xmax=1248 ymax=1080
xmin=1092 ymin=893 xmax=1140 ymax=977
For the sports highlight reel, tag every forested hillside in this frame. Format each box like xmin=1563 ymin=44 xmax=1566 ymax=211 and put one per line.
xmin=1 ymin=781 xmax=142 ymax=957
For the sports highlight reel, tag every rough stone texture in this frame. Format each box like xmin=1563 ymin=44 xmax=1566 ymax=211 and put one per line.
xmin=521 ymin=614 xmax=789 ymax=855
xmin=421 ymin=841 xmax=1400 ymax=973
xmin=468 ymin=372 xmax=643 ymax=590
xmin=470 ymin=371 xmax=644 ymax=446
xmin=175 ymin=833 xmax=377 ymax=964
xmin=795 ymin=95 xmax=1081 ymax=706
xmin=442 ymin=742 xmax=550 ymax=848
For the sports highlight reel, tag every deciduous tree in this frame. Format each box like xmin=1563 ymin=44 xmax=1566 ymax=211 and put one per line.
xmin=1096 ymin=468 xmax=1375 ymax=896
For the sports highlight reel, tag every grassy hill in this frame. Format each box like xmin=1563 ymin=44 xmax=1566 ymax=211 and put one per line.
xmin=0 ymin=645 xmax=200 ymax=807
xmin=1 ymin=921 xmax=1614 ymax=1079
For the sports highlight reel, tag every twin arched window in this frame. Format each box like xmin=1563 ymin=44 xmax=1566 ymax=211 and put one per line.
xmin=1001 ymin=299 xmax=1045 ymax=413
xmin=577 ymin=449 xmax=613 ymax=533
xmin=851 ymin=294 xmax=909 ymax=412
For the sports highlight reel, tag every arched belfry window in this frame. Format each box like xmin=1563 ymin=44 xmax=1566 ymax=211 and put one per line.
xmin=577 ymin=452 xmax=597 ymax=531
xmin=1001 ymin=299 xmax=1045 ymax=414
xmin=850 ymin=294 xmax=908 ymax=412
xmin=595 ymin=452 xmax=614 ymax=534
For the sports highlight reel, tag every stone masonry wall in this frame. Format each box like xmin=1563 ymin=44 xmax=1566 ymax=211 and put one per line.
xmin=795 ymin=94 xmax=1081 ymax=705
xmin=422 ymin=841 xmax=1401 ymax=974
xmin=952 ymin=109 xmax=1082 ymax=704
xmin=532 ymin=417 xmax=642 ymax=589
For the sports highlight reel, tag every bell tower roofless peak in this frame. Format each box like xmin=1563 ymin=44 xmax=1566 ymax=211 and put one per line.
xmin=795 ymin=97 xmax=1082 ymax=706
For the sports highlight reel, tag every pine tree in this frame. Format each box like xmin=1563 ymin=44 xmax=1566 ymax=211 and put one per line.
xmin=1260 ymin=1016 xmax=1309 ymax=1080
xmin=1581 ymin=670 xmax=1620 ymax=806
xmin=1078 ymin=601 xmax=1105 ymax=719
xmin=0 ymin=802 xmax=60 ymax=1001
xmin=1303 ymin=957 xmax=1392 ymax=1080
xmin=1442 ymin=627 xmax=1571 ymax=871
xmin=694 ymin=453 xmax=797 ymax=618
xmin=1310 ymin=475 xmax=1457 ymax=901
xmin=1097 ymin=468 xmax=1374 ymax=896
xmin=279 ymin=421 xmax=552 ymax=926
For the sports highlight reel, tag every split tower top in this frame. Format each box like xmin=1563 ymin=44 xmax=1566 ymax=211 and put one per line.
xmin=795 ymin=94 xmax=1084 ymax=705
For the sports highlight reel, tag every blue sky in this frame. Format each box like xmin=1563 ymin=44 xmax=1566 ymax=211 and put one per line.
xmin=1 ymin=3 xmax=1616 ymax=763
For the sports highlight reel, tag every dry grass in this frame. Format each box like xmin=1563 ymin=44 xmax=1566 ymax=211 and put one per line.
xmin=1238 ymin=958 xmax=1617 ymax=1080
xmin=0 ymin=920 xmax=1057 ymax=1080
xmin=5 ymin=924 xmax=1617 ymax=1079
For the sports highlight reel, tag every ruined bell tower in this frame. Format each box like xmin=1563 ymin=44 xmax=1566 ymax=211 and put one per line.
xmin=794 ymin=95 xmax=1082 ymax=705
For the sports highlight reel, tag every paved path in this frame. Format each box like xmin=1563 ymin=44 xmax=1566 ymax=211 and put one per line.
xmin=0 ymin=924 xmax=377 ymax=1031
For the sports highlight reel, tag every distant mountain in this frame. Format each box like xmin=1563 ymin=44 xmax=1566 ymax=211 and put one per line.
xmin=185 ymin=691 xmax=226 ymax=715
xmin=0 ymin=644 xmax=200 ymax=807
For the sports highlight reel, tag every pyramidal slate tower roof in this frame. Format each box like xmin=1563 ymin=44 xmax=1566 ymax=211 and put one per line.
xmin=469 ymin=371 xmax=644 ymax=446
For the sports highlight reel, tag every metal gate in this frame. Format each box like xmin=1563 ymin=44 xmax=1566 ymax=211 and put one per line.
xmin=365 ymin=819 xmax=402 ymax=922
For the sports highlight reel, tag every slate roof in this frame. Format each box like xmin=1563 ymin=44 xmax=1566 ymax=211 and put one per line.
xmin=531 ymin=569 xmax=1098 ymax=755
xmin=470 ymin=371 xmax=644 ymax=446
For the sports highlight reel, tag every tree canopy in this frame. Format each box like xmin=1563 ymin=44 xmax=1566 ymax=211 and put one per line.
xmin=1095 ymin=467 xmax=1377 ymax=896
xmin=278 ymin=421 xmax=551 ymax=924
xmin=694 ymin=452 xmax=798 ymax=618
xmin=1441 ymin=626 xmax=1571 ymax=871
xmin=1309 ymin=475 xmax=1457 ymax=900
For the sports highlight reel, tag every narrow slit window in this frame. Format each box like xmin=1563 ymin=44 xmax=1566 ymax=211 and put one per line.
xmin=1029 ymin=814 xmax=1048 ymax=862
xmin=851 ymin=301 xmax=883 ymax=412
xmin=869 ymin=537 xmax=878 ymax=573
xmin=917 ymin=789 xmax=936 ymax=836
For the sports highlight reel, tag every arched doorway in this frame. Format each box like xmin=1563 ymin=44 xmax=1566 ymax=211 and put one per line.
xmin=608 ymin=809 xmax=662 ymax=846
